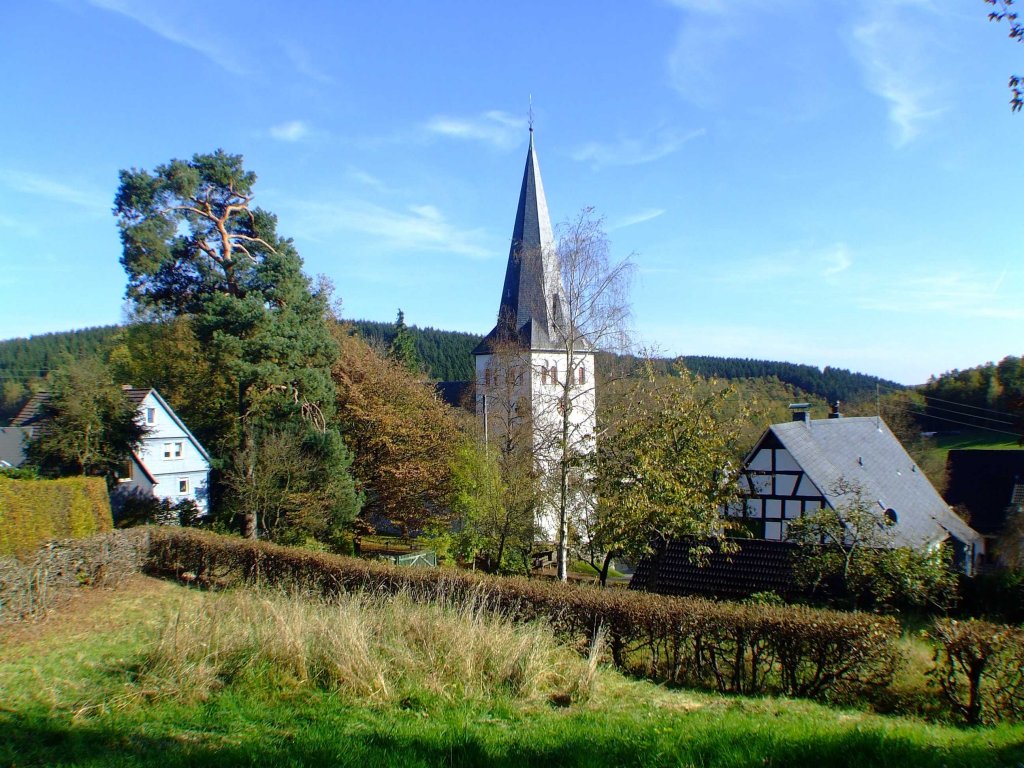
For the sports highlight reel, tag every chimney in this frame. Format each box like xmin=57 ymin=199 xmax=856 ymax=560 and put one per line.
xmin=788 ymin=403 xmax=811 ymax=424
xmin=828 ymin=400 xmax=843 ymax=419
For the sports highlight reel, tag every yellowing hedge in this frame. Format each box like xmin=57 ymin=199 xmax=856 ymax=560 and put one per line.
xmin=0 ymin=476 xmax=112 ymax=556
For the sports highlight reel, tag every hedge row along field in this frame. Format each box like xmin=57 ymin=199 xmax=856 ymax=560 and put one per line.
xmin=146 ymin=528 xmax=901 ymax=703
xmin=0 ymin=475 xmax=111 ymax=556
xmin=6 ymin=527 xmax=1023 ymax=724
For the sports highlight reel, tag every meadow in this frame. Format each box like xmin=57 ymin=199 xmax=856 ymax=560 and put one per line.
xmin=2 ymin=576 xmax=1022 ymax=768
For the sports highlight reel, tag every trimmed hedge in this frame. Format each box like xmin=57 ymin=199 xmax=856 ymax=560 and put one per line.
xmin=931 ymin=618 xmax=1024 ymax=725
xmin=146 ymin=528 xmax=901 ymax=702
xmin=0 ymin=476 xmax=112 ymax=556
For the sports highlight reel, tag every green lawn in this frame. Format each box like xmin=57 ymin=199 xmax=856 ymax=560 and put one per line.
xmin=932 ymin=429 xmax=1023 ymax=452
xmin=2 ymin=578 xmax=1022 ymax=768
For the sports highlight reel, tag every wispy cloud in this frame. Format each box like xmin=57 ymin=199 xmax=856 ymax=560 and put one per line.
xmin=291 ymin=198 xmax=492 ymax=259
xmin=573 ymin=128 xmax=705 ymax=168
xmin=848 ymin=1 xmax=947 ymax=146
xmin=611 ymin=208 xmax=666 ymax=230
xmin=821 ymin=244 xmax=852 ymax=278
xmin=857 ymin=268 xmax=1024 ymax=321
xmin=87 ymin=0 xmax=249 ymax=75
xmin=269 ymin=120 xmax=310 ymax=142
xmin=0 ymin=170 xmax=107 ymax=214
xmin=346 ymin=169 xmax=390 ymax=193
xmin=282 ymin=41 xmax=333 ymax=85
xmin=424 ymin=111 xmax=525 ymax=150
xmin=709 ymin=243 xmax=854 ymax=286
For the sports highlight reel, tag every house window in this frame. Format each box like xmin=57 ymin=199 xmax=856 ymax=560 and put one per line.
xmin=550 ymin=364 xmax=558 ymax=385
xmin=163 ymin=442 xmax=173 ymax=459
xmin=178 ymin=478 xmax=189 ymax=494
xmin=578 ymin=366 xmax=586 ymax=385
xmin=541 ymin=366 xmax=549 ymax=385
xmin=164 ymin=442 xmax=184 ymax=460
xmin=145 ymin=407 xmax=156 ymax=425
xmin=118 ymin=460 xmax=133 ymax=482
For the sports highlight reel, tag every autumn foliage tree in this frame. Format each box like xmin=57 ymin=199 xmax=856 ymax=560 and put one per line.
xmin=332 ymin=329 xmax=462 ymax=537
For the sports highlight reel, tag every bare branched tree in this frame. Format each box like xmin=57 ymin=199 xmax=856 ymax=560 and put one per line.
xmin=533 ymin=208 xmax=635 ymax=580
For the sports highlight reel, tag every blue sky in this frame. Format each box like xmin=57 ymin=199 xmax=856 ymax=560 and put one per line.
xmin=0 ymin=0 xmax=1020 ymax=384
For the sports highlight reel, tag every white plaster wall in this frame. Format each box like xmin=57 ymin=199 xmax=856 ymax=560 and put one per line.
xmin=134 ymin=392 xmax=210 ymax=512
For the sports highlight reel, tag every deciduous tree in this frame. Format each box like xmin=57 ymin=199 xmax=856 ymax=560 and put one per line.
xmin=986 ymin=0 xmax=1023 ymax=110
xmin=587 ymin=370 xmax=749 ymax=586
xmin=788 ymin=479 xmax=958 ymax=610
xmin=333 ymin=329 xmax=461 ymax=537
xmin=538 ymin=208 xmax=634 ymax=581
xmin=26 ymin=358 xmax=146 ymax=482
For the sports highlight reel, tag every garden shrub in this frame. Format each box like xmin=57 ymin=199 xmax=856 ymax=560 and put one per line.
xmin=930 ymin=618 xmax=1024 ymax=725
xmin=0 ymin=475 xmax=112 ymax=556
xmin=145 ymin=528 xmax=901 ymax=702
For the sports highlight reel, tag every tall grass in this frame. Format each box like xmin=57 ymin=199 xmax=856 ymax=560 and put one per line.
xmin=139 ymin=587 xmax=601 ymax=707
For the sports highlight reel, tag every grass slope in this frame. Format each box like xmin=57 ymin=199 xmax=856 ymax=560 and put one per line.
xmin=2 ymin=577 xmax=1023 ymax=768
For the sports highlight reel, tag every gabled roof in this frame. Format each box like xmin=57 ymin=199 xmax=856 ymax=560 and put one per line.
xmin=126 ymin=387 xmax=211 ymax=463
xmin=474 ymin=130 xmax=569 ymax=355
xmin=10 ymin=392 xmax=51 ymax=433
xmin=754 ymin=416 xmax=982 ymax=550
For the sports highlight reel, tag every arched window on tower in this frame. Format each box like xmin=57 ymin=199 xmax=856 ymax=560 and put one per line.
xmin=541 ymin=365 xmax=549 ymax=385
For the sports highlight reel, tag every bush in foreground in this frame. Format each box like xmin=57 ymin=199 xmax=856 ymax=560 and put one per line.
xmin=931 ymin=618 xmax=1024 ymax=725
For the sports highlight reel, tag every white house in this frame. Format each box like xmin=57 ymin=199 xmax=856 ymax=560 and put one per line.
xmin=118 ymin=387 xmax=211 ymax=513
xmin=9 ymin=386 xmax=211 ymax=514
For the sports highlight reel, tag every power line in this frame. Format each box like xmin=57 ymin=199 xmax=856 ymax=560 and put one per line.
xmin=918 ymin=402 xmax=1015 ymax=426
xmin=907 ymin=407 xmax=1023 ymax=438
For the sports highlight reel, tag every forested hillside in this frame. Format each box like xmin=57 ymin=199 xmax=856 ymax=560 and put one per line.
xmin=347 ymin=320 xmax=479 ymax=382
xmin=917 ymin=356 xmax=1024 ymax=437
xmin=2 ymin=322 xmax=903 ymax=412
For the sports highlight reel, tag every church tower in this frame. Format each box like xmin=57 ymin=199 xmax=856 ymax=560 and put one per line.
xmin=473 ymin=129 xmax=596 ymax=540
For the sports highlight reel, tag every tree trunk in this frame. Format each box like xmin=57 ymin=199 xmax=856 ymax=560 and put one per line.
xmin=599 ymin=550 xmax=615 ymax=587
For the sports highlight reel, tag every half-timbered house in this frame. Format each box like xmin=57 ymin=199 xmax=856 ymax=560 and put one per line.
xmin=737 ymin=407 xmax=985 ymax=574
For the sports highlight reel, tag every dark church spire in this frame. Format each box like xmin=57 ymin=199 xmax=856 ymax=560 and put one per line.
xmin=474 ymin=130 xmax=566 ymax=354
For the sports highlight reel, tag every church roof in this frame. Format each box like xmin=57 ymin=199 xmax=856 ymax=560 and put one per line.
xmin=474 ymin=130 xmax=568 ymax=355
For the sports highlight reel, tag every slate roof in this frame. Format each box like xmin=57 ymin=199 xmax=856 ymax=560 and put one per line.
xmin=762 ymin=417 xmax=983 ymax=550
xmin=474 ymin=130 xmax=570 ymax=355
xmin=629 ymin=537 xmax=798 ymax=600
xmin=10 ymin=392 xmax=53 ymax=437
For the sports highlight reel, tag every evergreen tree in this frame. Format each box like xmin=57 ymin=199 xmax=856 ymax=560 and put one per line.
xmin=114 ymin=150 xmax=358 ymax=537
xmin=387 ymin=309 xmax=421 ymax=374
